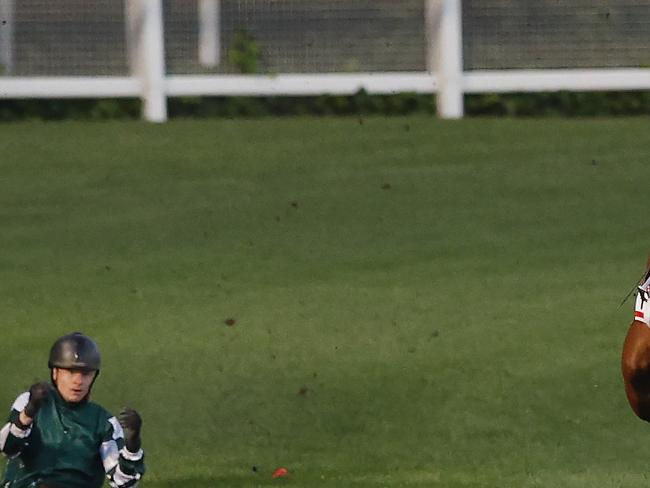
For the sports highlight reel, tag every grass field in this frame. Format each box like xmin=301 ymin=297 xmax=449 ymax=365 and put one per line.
xmin=0 ymin=116 xmax=649 ymax=487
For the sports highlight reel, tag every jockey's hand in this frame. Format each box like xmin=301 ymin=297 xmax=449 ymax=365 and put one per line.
xmin=118 ymin=407 xmax=142 ymax=452
xmin=24 ymin=382 xmax=50 ymax=419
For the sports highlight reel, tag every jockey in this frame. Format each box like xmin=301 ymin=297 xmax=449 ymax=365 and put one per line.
xmin=0 ymin=332 xmax=145 ymax=488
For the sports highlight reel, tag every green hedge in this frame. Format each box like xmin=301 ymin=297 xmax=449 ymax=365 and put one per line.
xmin=1 ymin=90 xmax=650 ymax=121
xmin=0 ymin=98 xmax=141 ymax=121
xmin=466 ymin=91 xmax=650 ymax=117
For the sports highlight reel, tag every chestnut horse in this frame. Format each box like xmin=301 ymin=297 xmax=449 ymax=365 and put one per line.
xmin=622 ymin=256 xmax=650 ymax=420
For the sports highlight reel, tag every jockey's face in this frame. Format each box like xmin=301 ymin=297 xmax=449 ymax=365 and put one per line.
xmin=52 ymin=367 xmax=96 ymax=403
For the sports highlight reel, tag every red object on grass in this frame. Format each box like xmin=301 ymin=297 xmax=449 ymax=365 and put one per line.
xmin=272 ymin=467 xmax=289 ymax=478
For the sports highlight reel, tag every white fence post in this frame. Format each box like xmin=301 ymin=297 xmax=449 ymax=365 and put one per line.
xmin=132 ymin=0 xmax=167 ymax=122
xmin=199 ymin=0 xmax=220 ymax=68
xmin=124 ymin=0 xmax=141 ymax=77
xmin=0 ymin=0 xmax=15 ymax=75
xmin=427 ymin=0 xmax=464 ymax=119
xmin=142 ymin=0 xmax=167 ymax=122
xmin=424 ymin=0 xmax=438 ymax=76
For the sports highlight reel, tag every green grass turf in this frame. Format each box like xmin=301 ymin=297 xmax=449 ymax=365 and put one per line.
xmin=0 ymin=116 xmax=649 ymax=487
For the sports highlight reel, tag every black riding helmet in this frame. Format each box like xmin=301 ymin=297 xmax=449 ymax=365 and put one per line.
xmin=48 ymin=332 xmax=101 ymax=396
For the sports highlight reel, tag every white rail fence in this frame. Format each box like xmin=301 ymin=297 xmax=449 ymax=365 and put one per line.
xmin=0 ymin=0 xmax=649 ymax=122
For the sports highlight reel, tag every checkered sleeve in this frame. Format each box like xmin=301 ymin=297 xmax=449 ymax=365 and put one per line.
xmin=99 ymin=415 xmax=146 ymax=488
xmin=0 ymin=393 xmax=33 ymax=458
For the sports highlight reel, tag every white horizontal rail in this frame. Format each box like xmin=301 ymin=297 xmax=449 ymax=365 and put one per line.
xmin=166 ymin=73 xmax=438 ymax=97
xmin=1 ymin=68 xmax=649 ymax=102
xmin=0 ymin=77 xmax=140 ymax=98
xmin=464 ymin=69 xmax=650 ymax=93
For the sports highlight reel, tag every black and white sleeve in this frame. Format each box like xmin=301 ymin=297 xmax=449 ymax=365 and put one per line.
xmin=100 ymin=415 xmax=146 ymax=488
xmin=0 ymin=392 xmax=33 ymax=458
